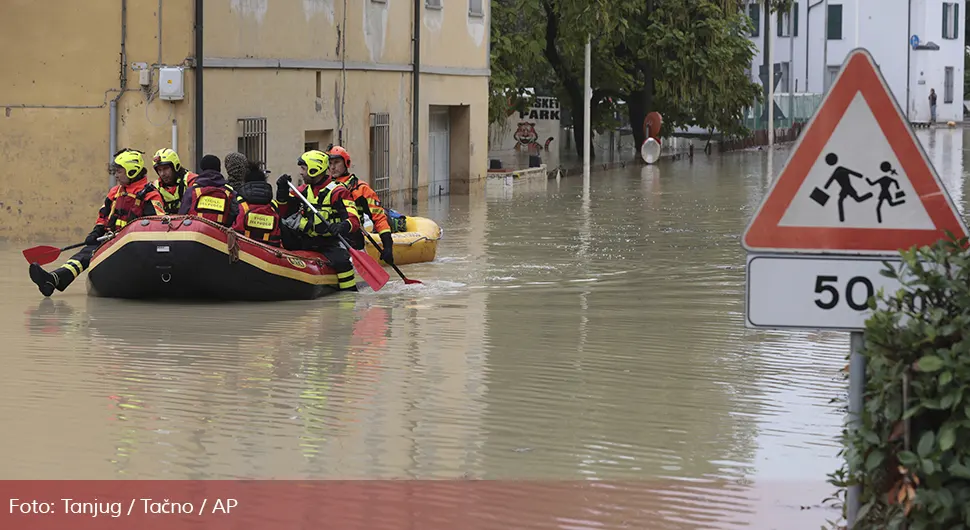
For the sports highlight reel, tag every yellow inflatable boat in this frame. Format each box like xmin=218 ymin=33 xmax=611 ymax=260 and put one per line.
xmin=363 ymin=215 xmax=442 ymax=266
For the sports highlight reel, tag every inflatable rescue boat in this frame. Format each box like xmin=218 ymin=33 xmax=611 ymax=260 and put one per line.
xmin=362 ymin=215 xmax=442 ymax=266
xmin=85 ymin=215 xmax=342 ymax=301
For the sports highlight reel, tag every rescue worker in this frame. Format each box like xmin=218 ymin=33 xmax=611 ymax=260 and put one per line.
xmin=327 ymin=146 xmax=395 ymax=265
xmin=179 ymin=154 xmax=240 ymax=227
xmin=29 ymin=148 xmax=166 ymax=297
xmin=224 ymin=151 xmax=249 ymax=190
xmin=276 ymin=149 xmax=361 ymax=291
xmin=232 ymin=161 xmax=282 ymax=247
xmin=152 ymin=148 xmax=198 ymax=214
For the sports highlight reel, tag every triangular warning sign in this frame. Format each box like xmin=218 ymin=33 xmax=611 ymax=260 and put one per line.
xmin=743 ymin=48 xmax=968 ymax=255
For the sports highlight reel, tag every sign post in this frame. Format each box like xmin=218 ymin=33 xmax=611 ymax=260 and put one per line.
xmin=742 ymin=48 xmax=969 ymax=527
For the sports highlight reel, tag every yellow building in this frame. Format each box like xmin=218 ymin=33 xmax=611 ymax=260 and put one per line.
xmin=0 ymin=0 xmax=489 ymax=241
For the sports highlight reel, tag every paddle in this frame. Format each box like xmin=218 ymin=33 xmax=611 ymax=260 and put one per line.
xmin=286 ymin=181 xmax=390 ymax=292
xmin=360 ymin=230 xmax=423 ymax=285
xmin=22 ymin=234 xmax=113 ymax=266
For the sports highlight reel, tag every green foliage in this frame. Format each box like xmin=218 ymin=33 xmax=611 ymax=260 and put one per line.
xmin=646 ymin=0 xmax=761 ymax=136
xmin=827 ymin=233 xmax=970 ymax=529
xmin=488 ymin=0 xmax=547 ymax=125
xmin=488 ymin=0 xmax=765 ymax=147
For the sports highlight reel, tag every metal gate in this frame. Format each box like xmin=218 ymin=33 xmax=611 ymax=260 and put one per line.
xmin=369 ymin=112 xmax=391 ymax=205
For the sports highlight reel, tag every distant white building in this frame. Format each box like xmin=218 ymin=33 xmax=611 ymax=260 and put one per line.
xmin=746 ymin=0 xmax=966 ymax=123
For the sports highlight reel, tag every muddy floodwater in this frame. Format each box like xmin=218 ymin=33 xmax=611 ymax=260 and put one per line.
xmin=1 ymin=128 xmax=967 ymax=529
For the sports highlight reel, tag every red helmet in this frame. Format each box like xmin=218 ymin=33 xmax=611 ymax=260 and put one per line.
xmin=328 ymin=146 xmax=351 ymax=169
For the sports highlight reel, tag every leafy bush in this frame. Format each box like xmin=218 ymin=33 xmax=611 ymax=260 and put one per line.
xmin=827 ymin=234 xmax=970 ymax=529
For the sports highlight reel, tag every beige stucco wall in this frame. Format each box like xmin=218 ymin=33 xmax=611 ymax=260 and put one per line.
xmin=0 ymin=0 xmax=196 ymax=241
xmin=204 ymin=0 xmax=489 ymax=208
xmin=0 ymin=0 xmax=487 ymax=241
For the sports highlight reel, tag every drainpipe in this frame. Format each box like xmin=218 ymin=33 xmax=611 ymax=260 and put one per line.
xmin=410 ymin=0 xmax=420 ymax=210
xmin=109 ymin=0 xmax=128 ymax=190
xmin=194 ymin=0 xmax=204 ymax=168
xmin=806 ymin=0 xmax=823 ymax=88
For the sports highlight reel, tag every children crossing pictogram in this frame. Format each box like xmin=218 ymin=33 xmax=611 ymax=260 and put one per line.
xmin=742 ymin=48 xmax=968 ymax=255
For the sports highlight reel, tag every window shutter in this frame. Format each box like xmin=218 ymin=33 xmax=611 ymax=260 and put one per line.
xmin=953 ymin=2 xmax=960 ymax=39
xmin=943 ymin=3 xmax=948 ymax=38
xmin=777 ymin=11 xmax=783 ymax=36
xmin=794 ymin=3 xmax=799 ymax=37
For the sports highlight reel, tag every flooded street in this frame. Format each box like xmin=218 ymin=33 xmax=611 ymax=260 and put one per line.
xmin=1 ymin=128 xmax=967 ymax=529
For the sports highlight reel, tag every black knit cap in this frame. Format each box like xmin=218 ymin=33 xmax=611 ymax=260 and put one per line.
xmin=200 ymin=154 xmax=221 ymax=172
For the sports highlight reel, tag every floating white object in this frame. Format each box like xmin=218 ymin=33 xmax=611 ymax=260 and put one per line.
xmin=641 ymin=138 xmax=661 ymax=164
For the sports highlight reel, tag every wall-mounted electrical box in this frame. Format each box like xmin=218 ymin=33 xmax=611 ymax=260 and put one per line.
xmin=158 ymin=67 xmax=185 ymax=101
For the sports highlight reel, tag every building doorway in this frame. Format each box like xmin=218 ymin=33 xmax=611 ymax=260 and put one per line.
xmin=428 ymin=107 xmax=451 ymax=197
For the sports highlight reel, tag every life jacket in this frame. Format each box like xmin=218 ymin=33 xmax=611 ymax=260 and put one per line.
xmin=233 ymin=201 xmax=282 ymax=246
xmin=154 ymin=172 xmax=198 ymax=214
xmin=107 ymin=183 xmax=156 ymax=231
xmin=186 ymin=185 xmax=234 ymax=225
xmin=297 ymin=181 xmax=344 ymax=238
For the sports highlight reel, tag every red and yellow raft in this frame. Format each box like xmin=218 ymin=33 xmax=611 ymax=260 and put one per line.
xmin=85 ymin=215 xmax=342 ymax=301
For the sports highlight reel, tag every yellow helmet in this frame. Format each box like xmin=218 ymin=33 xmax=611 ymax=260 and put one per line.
xmin=298 ymin=150 xmax=329 ymax=177
xmin=111 ymin=148 xmax=147 ymax=180
xmin=152 ymin=148 xmax=182 ymax=173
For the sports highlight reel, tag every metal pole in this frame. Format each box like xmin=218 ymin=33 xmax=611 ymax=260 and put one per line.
xmin=583 ymin=35 xmax=591 ymax=179
xmin=822 ymin=0 xmax=828 ymax=93
xmin=410 ymin=0 xmax=421 ymax=210
xmin=172 ymin=118 xmax=178 ymax=153
xmin=846 ymin=331 xmax=866 ymax=527
xmin=789 ymin=2 xmax=795 ymax=127
xmin=768 ymin=10 xmax=775 ymax=147
xmin=109 ymin=99 xmax=118 ymax=189
xmin=906 ymin=0 xmax=912 ymax=120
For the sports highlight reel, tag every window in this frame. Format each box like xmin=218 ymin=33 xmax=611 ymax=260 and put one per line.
xmin=426 ymin=0 xmax=441 ymax=9
xmin=748 ymin=3 xmax=760 ymax=37
xmin=777 ymin=3 xmax=799 ymax=37
xmin=827 ymin=4 xmax=843 ymax=40
xmin=369 ymin=113 xmax=391 ymax=206
xmin=943 ymin=3 xmax=959 ymax=39
xmin=825 ymin=65 xmax=840 ymax=92
xmin=469 ymin=0 xmax=483 ymax=16
xmin=945 ymin=66 xmax=955 ymax=103
xmin=237 ymin=117 xmax=267 ymax=170
xmin=780 ymin=61 xmax=791 ymax=93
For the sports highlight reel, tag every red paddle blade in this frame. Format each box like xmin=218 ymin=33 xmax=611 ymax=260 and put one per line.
xmin=348 ymin=246 xmax=390 ymax=291
xmin=22 ymin=245 xmax=62 ymax=266
xmin=403 ymin=278 xmax=423 ymax=285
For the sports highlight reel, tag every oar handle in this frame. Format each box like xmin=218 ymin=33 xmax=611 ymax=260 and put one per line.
xmin=62 ymin=233 xmax=113 ymax=252
xmin=285 ymin=181 xmax=355 ymax=251
xmin=360 ymin=228 xmax=412 ymax=281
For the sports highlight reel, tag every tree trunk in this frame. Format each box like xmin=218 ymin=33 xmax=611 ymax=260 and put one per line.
xmin=626 ymin=69 xmax=654 ymax=155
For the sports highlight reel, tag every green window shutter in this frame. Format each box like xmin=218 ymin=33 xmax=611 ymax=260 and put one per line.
xmin=794 ymin=3 xmax=799 ymax=37
xmin=777 ymin=11 xmax=783 ymax=36
xmin=827 ymin=4 xmax=843 ymax=40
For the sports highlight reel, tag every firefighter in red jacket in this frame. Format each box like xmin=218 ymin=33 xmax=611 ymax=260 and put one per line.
xmin=327 ymin=146 xmax=395 ymax=265
xmin=29 ymin=148 xmax=166 ymax=297
xmin=276 ymin=149 xmax=361 ymax=291
xmin=232 ymin=161 xmax=282 ymax=247
xmin=152 ymin=148 xmax=198 ymax=214
xmin=179 ymin=154 xmax=240 ymax=227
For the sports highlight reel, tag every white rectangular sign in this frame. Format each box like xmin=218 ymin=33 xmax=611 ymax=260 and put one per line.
xmin=745 ymin=254 xmax=910 ymax=331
